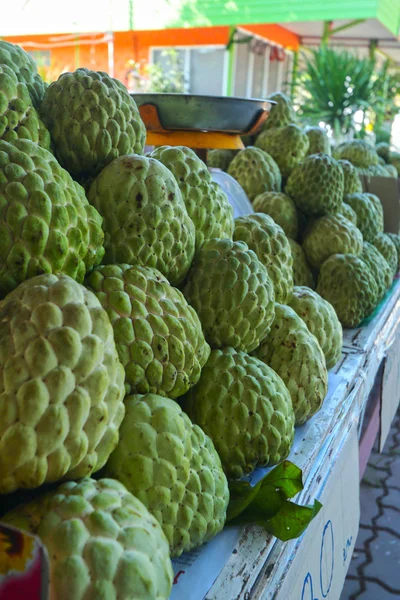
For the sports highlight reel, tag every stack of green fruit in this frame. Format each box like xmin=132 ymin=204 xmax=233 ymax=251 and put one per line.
xmin=0 ymin=42 xmax=333 ymax=600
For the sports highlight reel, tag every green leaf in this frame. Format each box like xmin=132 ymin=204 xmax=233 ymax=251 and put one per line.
xmin=264 ymin=500 xmax=323 ymax=542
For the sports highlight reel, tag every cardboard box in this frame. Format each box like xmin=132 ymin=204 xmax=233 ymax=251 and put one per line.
xmin=359 ymin=175 xmax=400 ymax=234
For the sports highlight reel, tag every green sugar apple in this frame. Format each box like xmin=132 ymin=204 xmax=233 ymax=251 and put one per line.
xmin=149 ymin=146 xmax=234 ymax=250
xmin=289 ymin=238 xmax=315 ymax=289
xmin=104 ymin=394 xmax=229 ymax=556
xmin=252 ymin=191 xmax=299 ymax=238
xmin=0 ymin=139 xmax=104 ymax=296
xmin=386 ymin=233 xmax=400 ymax=270
xmin=233 ymin=213 xmax=293 ymax=303
xmin=0 ymin=41 xmax=46 ymax=108
xmin=340 ymin=202 xmax=358 ymax=225
xmin=364 ymin=193 xmax=384 ymax=230
xmin=288 ymin=286 xmax=343 ymax=369
xmin=85 ymin=264 xmax=210 ymax=398
xmin=2 ymin=478 xmax=173 ymax=600
xmin=40 ymin=68 xmax=146 ymax=178
xmin=345 ymin=193 xmax=383 ymax=243
xmin=227 ymin=147 xmax=281 ymax=201
xmin=0 ymin=274 xmax=125 ymax=494
xmin=376 ymin=142 xmax=390 ymax=162
xmin=208 ymin=149 xmax=236 ymax=171
xmin=262 ymin=91 xmax=296 ymax=131
xmin=360 ymin=242 xmax=392 ymax=301
xmin=334 ymin=140 xmax=379 ymax=168
xmin=385 ymin=164 xmax=398 ymax=178
xmin=0 ymin=64 xmax=50 ymax=150
xmin=357 ymin=164 xmax=390 ymax=177
xmin=316 ymin=254 xmax=379 ymax=328
xmin=88 ymin=154 xmax=195 ymax=286
xmin=286 ymin=154 xmax=344 ymax=216
xmin=183 ymin=238 xmax=275 ymax=352
xmin=183 ymin=347 xmax=295 ymax=479
xmin=255 ymin=124 xmax=309 ymax=178
xmin=378 ymin=156 xmax=386 ymax=165
xmin=305 ymin=126 xmax=331 ymax=156
xmin=338 ymin=159 xmax=362 ymax=195
xmin=253 ymin=304 xmax=328 ymax=425
xmin=302 ymin=214 xmax=363 ymax=269
xmin=373 ymin=232 xmax=398 ymax=277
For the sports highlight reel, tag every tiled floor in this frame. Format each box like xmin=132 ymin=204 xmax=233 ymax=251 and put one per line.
xmin=341 ymin=412 xmax=400 ymax=598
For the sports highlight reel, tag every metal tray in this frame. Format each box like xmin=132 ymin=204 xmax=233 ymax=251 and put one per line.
xmin=130 ymin=93 xmax=272 ymax=134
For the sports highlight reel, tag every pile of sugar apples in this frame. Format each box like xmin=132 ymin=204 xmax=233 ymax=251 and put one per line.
xmin=0 ymin=41 xmax=396 ymax=600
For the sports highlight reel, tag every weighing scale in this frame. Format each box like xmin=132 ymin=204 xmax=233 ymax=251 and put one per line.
xmin=130 ymin=93 xmax=273 ymax=217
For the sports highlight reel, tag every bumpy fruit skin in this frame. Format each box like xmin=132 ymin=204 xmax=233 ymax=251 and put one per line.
xmin=183 ymin=348 xmax=295 ymax=479
xmin=253 ymin=304 xmax=328 ymax=425
xmin=286 ymin=154 xmax=344 ymax=216
xmin=317 ymin=254 xmax=379 ymax=328
xmin=338 ymin=159 xmax=362 ymax=195
xmin=376 ymin=142 xmax=390 ymax=162
xmin=305 ymin=126 xmax=331 ymax=156
xmin=288 ymin=286 xmax=343 ymax=369
xmin=85 ymin=264 xmax=210 ymax=398
xmin=255 ymin=124 xmax=309 ymax=178
xmin=40 ymin=68 xmax=146 ymax=178
xmin=0 ymin=64 xmax=50 ymax=149
xmin=183 ymin=238 xmax=275 ymax=352
xmin=345 ymin=193 xmax=382 ymax=243
xmin=340 ymin=202 xmax=358 ymax=225
xmin=233 ymin=213 xmax=293 ymax=303
xmin=104 ymin=394 xmax=229 ymax=556
xmin=385 ymin=164 xmax=398 ymax=178
xmin=302 ymin=214 xmax=363 ymax=269
xmin=227 ymin=147 xmax=281 ymax=201
xmin=373 ymin=233 xmax=398 ymax=277
xmin=0 ymin=274 xmax=125 ymax=494
xmin=149 ymin=146 xmax=234 ymax=251
xmin=0 ymin=41 xmax=46 ymax=108
xmin=289 ymin=238 xmax=315 ymax=288
xmin=252 ymin=192 xmax=298 ymax=238
xmin=2 ymin=478 xmax=173 ymax=600
xmin=334 ymin=140 xmax=379 ymax=168
xmin=357 ymin=164 xmax=390 ymax=177
xmin=364 ymin=193 xmax=384 ymax=231
xmin=386 ymin=233 xmax=400 ymax=270
xmin=88 ymin=154 xmax=195 ymax=286
xmin=0 ymin=139 xmax=104 ymax=296
xmin=262 ymin=91 xmax=296 ymax=131
xmin=208 ymin=149 xmax=236 ymax=171
xmin=389 ymin=151 xmax=400 ymax=172
xmin=360 ymin=242 xmax=392 ymax=301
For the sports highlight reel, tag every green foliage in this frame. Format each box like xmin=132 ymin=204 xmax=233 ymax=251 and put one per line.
xmin=147 ymin=49 xmax=187 ymax=93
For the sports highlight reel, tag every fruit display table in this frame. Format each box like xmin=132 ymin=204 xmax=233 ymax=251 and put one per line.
xmin=172 ymin=278 xmax=400 ymax=600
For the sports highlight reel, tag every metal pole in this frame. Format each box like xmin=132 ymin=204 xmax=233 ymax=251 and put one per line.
xmin=225 ymin=26 xmax=236 ymax=96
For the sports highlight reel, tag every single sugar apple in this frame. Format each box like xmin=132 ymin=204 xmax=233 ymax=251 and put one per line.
xmin=252 ymin=191 xmax=299 ymax=238
xmin=360 ymin=242 xmax=392 ymax=301
xmin=0 ymin=64 xmax=50 ymax=150
xmin=385 ymin=164 xmax=398 ymax=178
xmin=338 ymin=159 xmax=362 ymax=195
xmin=0 ymin=41 xmax=46 ymax=108
xmin=373 ymin=233 xmax=398 ymax=277
xmin=345 ymin=193 xmax=383 ymax=243
xmin=286 ymin=154 xmax=344 ymax=216
xmin=386 ymin=233 xmax=400 ymax=270
xmin=253 ymin=304 xmax=328 ymax=425
xmin=183 ymin=347 xmax=295 ymax=479
xmin=2 ymin=478 xmax=173 ymax=600
xmin=357 ymin=164 xmax=391 ymax=177
xmin=0 ymin=274 xmax=125 ymax=494
xmin=0 ymin=139 xmax=104 ymax=296
xmin=376 ymin=142 xmax=390 ymax=162
xmin=262 ymin=92 xmax=296 ymax=131
xmin=227 ymin=147 xmax=281 ymax=201
xmin=40 ymin=68 xmax=146 ymax=178
xmin=305 ymin=126 xmax=331 ymax=156
xmin=88 ymin=154 xmax=195 ymax=286
xmin=208 ymin=149 xmax=236 ymax=171
xmin=85 ymin=264 xmax=210 ymax=398
xmin=233 ymin=213 xmax=293 ymax=303
xmin=364 ymin=193 xmax=384 ymax=231
xmin=288 ymin=286 xmax=343 ymax=369
xmin=334 ymin=140 xmax=379 ymax=168
xmin=289 ymin=238 xmax=315 ymax=288
xmin=183 ymin=238 xmax=275 ymax=352
xmin=104 ymin=394 xmax=229 ymax=556
xmin=340 ymin=202 xmax=358 ymax=225
xmin=316 ymin=254 xmax=379 ymax=328
xmin=302 ymin=214 xmax=363 ymax=269
xmin=255 ymin=124 xmax=309 ymax=178
xmin=149 ymin=146 xmax=234 ymax=251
